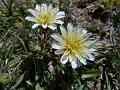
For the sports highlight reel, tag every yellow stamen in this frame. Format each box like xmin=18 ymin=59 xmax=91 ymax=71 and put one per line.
xmin=64 ymin=35 xmax=84 ymax=55
xmin=36 ymin=12 xmax=54 ymax=25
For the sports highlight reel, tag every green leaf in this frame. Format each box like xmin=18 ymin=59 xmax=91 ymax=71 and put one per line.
xmin=35 ymin=74 xmax=39 ymax=81
xmin=105 ymin=72 xmax=112 ymax=90
xmin=11 ymin=74 xmax=24 ymax=89
xmin=35 ymin=83 xmax=44 ymax=90
xmin=76 ymin=79 xmax=85 ymax=90
xmin=0 ymin=16 xmax=12 ymax=23
xmin=17 ymin=87 xmax=25 ymax=90
xmin=0 ymin=73 xmax=11 ymax=85
xmin=34 ymin=45 xmax=41 ymax=51
xmin=6 ymin=56 xmax=21 ymax=69
xmin=81 ymin=70 xmax=100 ymax=79
xmin=12 ymin=33 xmax=27 ymax=53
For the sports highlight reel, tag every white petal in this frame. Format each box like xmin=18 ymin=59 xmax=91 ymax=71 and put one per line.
xmin=82 ymin=48 xmax=95 ymax=56
xmin=81 ymin=33 xmax=91 ymax=40
xmin=25 ymin=16 xmax=36 ymax=22
xmin=81 ymin=51 xmax=95 ymax=61
xmin=53 ymin=7 xmax=59 ymax=14
xmin=85 ymin=54 xmax=95 ymax=61
xmin=68 ymin=55 xmax=77 ymax=62
xmin=77 ymin=28 xmax=87 ymax=36
xmin=55 ymin=49 xmax=64 ymax=54
xmin=71 ymin=60 xmax=77 ymax=69
xmin=28 ymin=9 xmax=35 ymax=16
xmin=76 ymin=31 xmax=83 ymax=40
xmin=41 ymin=4 xmax=47 ymax=12
xmin=55 ymin=15 xmax=65 ymax=19
xmin=55 ymin=20 xmax=64 ymax=25
xmin=56 ymin=11 xmax=65 ymax=16
xmin=76 ymin=53 xmax=87 ymax=65
xmin=35 ymin=4 xmax=41 ymax=11
xmin=48 ymin=24 xmax=57 ymax=30
xmin=88 ymin=48 xmax=96 ymax=52
xmin=48 ymin=4 xmax=52 ymax=11
xmin=76 ymin=26 xmax=82 ymax=32
xmin=42 ymin=24 xmax=48 ymax=29
xmin=85 ymin=41 xmax=96 ymax=47
xmin=67 ymin=23 xmax=73 ymax=33
xmin=55 ymin=11 xmax=65 ymax=19
xmin=51 ymin=34 xmax=63 ymax=42
xmin=82 ymin=29 xmax=87 ymax=34
xmin=60 ymin=53 xmax=68 ymax=64
xmin=68 ymin=56 xmax=73 ymax=62
xmin=32 ymin=23 xmax=39 ymax=29
xmin=52 ymin=43 xmax=60 ymax=49
xmin=60 ymin=26 xmax=67 ymax=38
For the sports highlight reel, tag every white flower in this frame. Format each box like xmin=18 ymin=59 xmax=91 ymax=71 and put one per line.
xmin=25 ymin=4 xmax=65 ymax=30
xmin=51 ymin=23 xmax=96 ymax=68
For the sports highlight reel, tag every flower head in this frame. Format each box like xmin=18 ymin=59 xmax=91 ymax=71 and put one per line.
xmin=51 ymin=23 xmax=96 ymax=68
xmin=25 ymin=4 xmax=65 ymax=30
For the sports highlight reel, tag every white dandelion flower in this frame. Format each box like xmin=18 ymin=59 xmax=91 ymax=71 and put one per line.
xmin=51 ymin=23 xmax=96 ymax=68
xmin=25 ymin=4 xmax=65 ymax=30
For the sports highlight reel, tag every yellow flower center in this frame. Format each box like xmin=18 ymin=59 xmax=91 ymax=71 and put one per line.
xmin=64 ymin=35 xmax=84 ymax=55
xmin=36 ymin=11 xmax=54 ymax=25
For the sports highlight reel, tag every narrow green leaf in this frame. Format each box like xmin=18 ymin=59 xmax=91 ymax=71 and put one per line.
xmin=6 ymin=56 xmax=21 ymax=69
xmin=105 ymin=72 xmax=112 ymax=90
xmin=11 ymin=74 xmax=24 ymax=89
xmin=81 ymin=70 xmax=100 ymax=79
xmin=11 ymin=33 xmax=27 ymax=53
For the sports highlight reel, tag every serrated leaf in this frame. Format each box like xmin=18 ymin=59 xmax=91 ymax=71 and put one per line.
xmin=0 ymin=73 xmax=11 ymax=85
